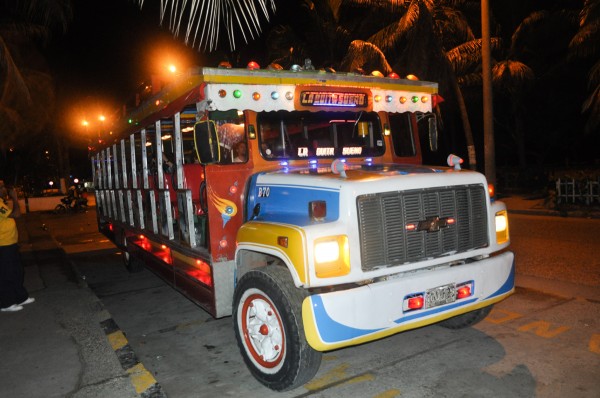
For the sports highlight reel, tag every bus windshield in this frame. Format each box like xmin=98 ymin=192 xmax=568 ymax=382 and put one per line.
xmin=257 ymin=111 xmax=385 ymax=160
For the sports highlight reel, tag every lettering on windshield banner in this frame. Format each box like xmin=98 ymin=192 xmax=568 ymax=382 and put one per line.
xmin=297 ymin=147 xmax=364 ymax=157
xmin=300 ymin=91 xmax=368 ymax=108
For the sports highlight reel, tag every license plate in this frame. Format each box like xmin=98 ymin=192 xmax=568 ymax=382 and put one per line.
xmin=425 ymin=283 xmax=457 ymax=309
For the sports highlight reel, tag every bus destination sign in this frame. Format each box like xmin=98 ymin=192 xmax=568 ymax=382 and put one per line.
xmin=300 ymin=91 xmax=368 ymax=108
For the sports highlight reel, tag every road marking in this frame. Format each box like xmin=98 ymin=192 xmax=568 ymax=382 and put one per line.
xmin=589 ymin=334 xmax=600 ymax=354
xmin=485 ymin=309 xmax=523 ymax=324
xmin=305 ymin=363 xmax=350 ymax=390
xmin=304 ymin=362 xmax=375 ymax=391
xmin=517 ymin=320 xmax=571 ymax=338
xmin=373 ymin=389 xmax=401 ymax=398
xmin=347 ymin=373 xmax=375 ymax=384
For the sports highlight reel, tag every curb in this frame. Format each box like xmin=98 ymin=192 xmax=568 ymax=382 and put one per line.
xmin=507 ymin=208 xmax=600 ymax=219
xmin=100 ymin=318 xmax=167 ymax=398
xmin=59 ymin=235 xmax=167 ymax=398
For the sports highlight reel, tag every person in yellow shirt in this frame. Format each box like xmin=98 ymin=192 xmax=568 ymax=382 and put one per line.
xmin=0 ymin=181 xmax=34 ymax=312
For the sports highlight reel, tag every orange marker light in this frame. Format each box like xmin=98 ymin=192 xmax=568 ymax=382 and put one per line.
xmin=277 ymin=236 xmax=288 ymax=248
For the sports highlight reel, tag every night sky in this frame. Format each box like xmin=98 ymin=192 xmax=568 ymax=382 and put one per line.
xmin=48 ymin=1 xmax=202 ymax=111
xmin=46 ymin=0 xmax=279 ymax=132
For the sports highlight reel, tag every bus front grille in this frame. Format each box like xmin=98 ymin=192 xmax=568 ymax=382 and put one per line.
xmin=357 ymin=185 xmax=489 ymax=271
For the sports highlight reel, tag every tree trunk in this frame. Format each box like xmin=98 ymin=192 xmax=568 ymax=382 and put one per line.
xmin=449 ymin=73 xmax=477 ymax=170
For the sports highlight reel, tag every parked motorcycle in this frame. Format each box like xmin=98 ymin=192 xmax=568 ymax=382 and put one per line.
xmin=53 ymin=195 xmax=88 ymax=214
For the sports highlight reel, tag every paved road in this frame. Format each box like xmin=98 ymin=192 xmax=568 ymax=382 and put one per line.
xmin=56 ymin=211 xmax=600 ymax=398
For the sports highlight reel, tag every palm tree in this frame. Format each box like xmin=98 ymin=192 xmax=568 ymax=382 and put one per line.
xmin=136 ymin=0 xmax=277 ymax=52
xmin=264 ymin=0 xmax=351 ymax=69
xmin=570 ymin=0 xmax=600 ymax=136
xmin=0 ymin=0 xmax=72 ymax=183
xmin=493 ymin=9 xmax=578 ymax=170
xmin=340 ymin=0 xmax=486 ymax=170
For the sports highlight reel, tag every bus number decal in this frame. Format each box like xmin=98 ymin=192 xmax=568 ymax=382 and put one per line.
xmin=258 ymin=186 xmax=271 ymax=198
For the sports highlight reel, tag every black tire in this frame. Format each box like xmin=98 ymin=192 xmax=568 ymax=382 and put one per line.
xmin=54 ymin=204 xmax=66 ymax=214
xmin=121 ymin=236 xmax=144 ymax=273
xmin=438 ymin=305 xmax=493 ymax=329
xmin=233 ymin=265 xmax=322 ymax=391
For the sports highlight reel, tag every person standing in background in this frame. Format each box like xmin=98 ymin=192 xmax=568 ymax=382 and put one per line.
xmin=0 ymin=180 xmax=34 ymax=312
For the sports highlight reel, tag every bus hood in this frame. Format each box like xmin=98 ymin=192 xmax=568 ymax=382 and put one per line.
xmin=247 ymin=162 xmax=489 ymax=225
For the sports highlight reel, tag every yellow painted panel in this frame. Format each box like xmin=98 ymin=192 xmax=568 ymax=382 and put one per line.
xmin=238 ymin=222 xmax=307 ymax=284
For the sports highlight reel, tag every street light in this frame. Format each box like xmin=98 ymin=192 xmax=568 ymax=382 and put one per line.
xmin=98 ymin=115 xmax=106 ymax=142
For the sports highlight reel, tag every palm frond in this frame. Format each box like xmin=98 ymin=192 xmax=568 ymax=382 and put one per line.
xmin=580 ymin=0 xmax=600 ymax=27
xmin=339 ymin=39 xmax=392 ymax=74
xmin=569 ymin=20 xmax=600 ymax=58
xmin=492 ymin=60 xmax=534 ymax=95
xmin=340 ymin=0 xmax=408 ymax=14
xmin=581 ymin=82 xmax=600 ymax=135
xmin=367 ymin=0 xmax=419 ymax=55
xmin=590 ymin=59 xmax=600 ymax=88
xmin=137 ymin=0 xmax=276 ymax=52
xmin=1 ymin=0 xmax=72 ymax=44
xmin=446 ymin=38 xmax=501 ymax=76
xmin=0 ymin=37 xmax=32 ymax=107
xmin=433 ymin=6 xmax=474 ymax=48
xmin=511 ymin=10 xmax=578 ymax=57
xmin=457 ymin=72 xmax=482 ymax=87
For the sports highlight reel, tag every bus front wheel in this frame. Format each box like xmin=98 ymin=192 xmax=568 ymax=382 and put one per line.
xmin=233 ymin=265 xmax=321 ymax=391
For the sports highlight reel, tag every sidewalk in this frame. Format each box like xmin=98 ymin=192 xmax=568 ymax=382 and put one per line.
xmin=1 ymin=198 xmax=597 ymax=398
xmin=0 ymin=211 xmax=138 ymax=398
xmin=500 ymin=193 xmax=600 ymax=219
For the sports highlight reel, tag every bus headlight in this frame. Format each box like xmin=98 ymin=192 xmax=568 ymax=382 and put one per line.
xmin=495 ymin=210 xmax=509 ymax=245
xmin=314 ymin=235 xmax=350 ymax=278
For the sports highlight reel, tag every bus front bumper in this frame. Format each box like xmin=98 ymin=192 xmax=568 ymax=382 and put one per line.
xmin=302 ymin=251 xmax=515 ymax=351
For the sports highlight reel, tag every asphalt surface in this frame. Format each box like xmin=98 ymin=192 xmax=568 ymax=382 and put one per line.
xmin=0 ymin=194 xmax=598 ymax=398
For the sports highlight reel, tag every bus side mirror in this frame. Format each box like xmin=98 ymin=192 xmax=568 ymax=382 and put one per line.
xmin=194 ymin=121 xmax=220 ymax=164
xmin=428 ymin=117 xmax=438 ymax=152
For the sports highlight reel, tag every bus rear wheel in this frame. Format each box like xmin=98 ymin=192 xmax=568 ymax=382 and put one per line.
xmin=121 ymin=236 xmax=144 ymax=273
xmin=233 ymin=265 xmax=321 ymax=391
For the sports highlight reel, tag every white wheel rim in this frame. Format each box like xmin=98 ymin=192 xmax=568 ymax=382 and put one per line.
xmin=238 ymin=288 xmax=285 ymax=374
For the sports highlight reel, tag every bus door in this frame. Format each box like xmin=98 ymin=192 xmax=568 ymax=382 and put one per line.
xmin=202 ymin=110 xmax=251 ymax=260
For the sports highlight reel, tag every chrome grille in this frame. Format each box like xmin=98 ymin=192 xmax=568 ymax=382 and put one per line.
xmin=357 ymin=185 xmax=489 ymax=271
